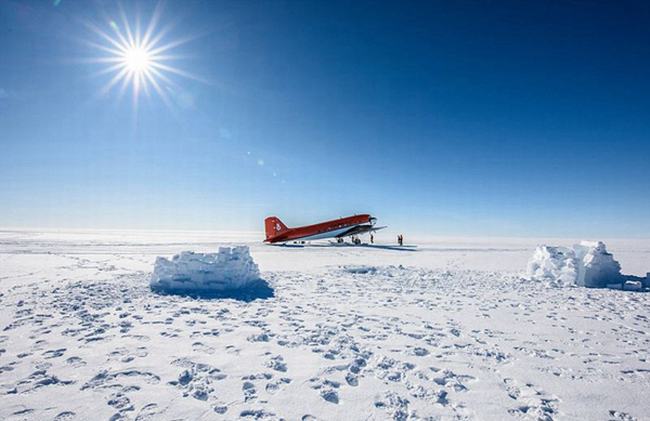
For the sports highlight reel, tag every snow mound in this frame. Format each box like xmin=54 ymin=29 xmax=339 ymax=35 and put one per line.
xmin=527 ymin=241 xmax=622 ymax=288
xmin=151 ymin=246 xmax=261 ymax=294
xmin=527 ymin=246 xmax=578 ymax=287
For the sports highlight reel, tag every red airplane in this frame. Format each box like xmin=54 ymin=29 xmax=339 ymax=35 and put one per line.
xmin=264 ymin=214 xmax=385 ymax=244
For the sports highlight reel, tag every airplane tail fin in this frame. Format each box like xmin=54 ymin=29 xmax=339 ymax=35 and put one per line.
xmin=264 ymin=216 xmax=289 ymax=241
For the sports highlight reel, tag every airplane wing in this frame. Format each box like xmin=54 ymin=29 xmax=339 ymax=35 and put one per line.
xmin=336 ymin=224 xmax=387 ymax=238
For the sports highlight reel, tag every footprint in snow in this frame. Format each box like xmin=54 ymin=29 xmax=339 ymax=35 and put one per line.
xmin=192 ymin=341 xmax=215 ymax=353
xmin=53 ymin=411 xmax=76 ymax=421
xmin=65 ymin=356 xmax=86 ymax=367
xmin=609 ymin=409 xmax=638 ymax=421
xmin=265 ymin=355 xmax=287 ymax=372
xmin=265 ymin=377 xmax=292 ymax=394
xmin=502 ymin=378 xmax=560 ymax=420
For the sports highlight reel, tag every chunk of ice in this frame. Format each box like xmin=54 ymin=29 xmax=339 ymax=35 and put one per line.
xmin=150 ymin=246 xmax=260 ymax=294
xmin=573 ymin=241 xmax=622 ymax=288
xmin=527 ymin=241 xmax=622 ymax=288
xmin=526 ymin=246 xmax=578 ymax=287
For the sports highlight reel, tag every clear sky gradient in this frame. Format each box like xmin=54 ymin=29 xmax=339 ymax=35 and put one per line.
xmin=1 ymin=0 xmax=649 ymax=237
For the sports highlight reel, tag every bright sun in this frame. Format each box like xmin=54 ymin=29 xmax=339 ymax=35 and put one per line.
xmin=86 ymin=4 xmax=196 ymax=107
xmin=123 ymin=46 xmax=152 ymax=73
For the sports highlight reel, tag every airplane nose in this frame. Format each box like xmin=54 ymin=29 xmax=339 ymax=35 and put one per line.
xmin=369 ymin=217 xmax=377 ymax=226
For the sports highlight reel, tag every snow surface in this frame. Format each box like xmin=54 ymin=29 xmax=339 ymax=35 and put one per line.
xmin=150 ymin=247 xmax=260 ymax=294
xmin=527 ymin=241 xmax=624 ymax=288
xmin=1 ymin=230 xmax=650 ymax=420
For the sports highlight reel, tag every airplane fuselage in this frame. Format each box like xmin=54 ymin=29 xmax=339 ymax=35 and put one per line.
xmin=264 ymin=214 xmax=378 ymax=244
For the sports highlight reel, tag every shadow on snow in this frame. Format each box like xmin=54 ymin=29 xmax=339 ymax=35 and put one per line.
xmin=271 ymin=243 xmax=418 ymax=252
xmin=150 ymin=278 xmax=274 ymax=302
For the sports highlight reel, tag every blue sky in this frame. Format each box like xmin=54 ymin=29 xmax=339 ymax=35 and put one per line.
xmin=1 ymin=0 xmax=649 ymax=237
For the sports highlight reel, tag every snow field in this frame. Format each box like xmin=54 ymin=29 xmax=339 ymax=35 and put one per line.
xmin=0 ymin=231 xmax=649 ymax=420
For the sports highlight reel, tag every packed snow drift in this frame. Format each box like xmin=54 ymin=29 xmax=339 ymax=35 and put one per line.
xmin=150 ymin=246 xmax=260 ymax=294
xmin=527 ymin=241 xmax=632 ymax=288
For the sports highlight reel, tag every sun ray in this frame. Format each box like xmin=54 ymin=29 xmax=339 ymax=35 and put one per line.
xmin=101 ymin=66 xmax=130 ymax=96
xmin=141 ymin=2 xmax=163 ymax=49
xmin=119 ymin=4 xmax=136 ymax=48
xmin=143 ymin=69 xmax=171 ymax=106
xmin=86 ymin=54 xmax=125 ymax=64
xmin=141 ymin=22 xmax=176 ymax=52
xmin=91 ymin=62 xmax=126 ymax=78
xmin=147 ymin=34 xmax=198 ymax=56
xmin=149 ymin=61 xmax=207 ymax=83
xmin=118 ymin=69 xmax=132 ymax=100
xmin=135 ymin=13 xmax=142 ymax=49
xmin=147 ymin=54 xmax=183 ymax=62
xmin=85 ymin=23 xmax=128 ymax=53
xmin=108 ymin=21 xmax=131 ymax=52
